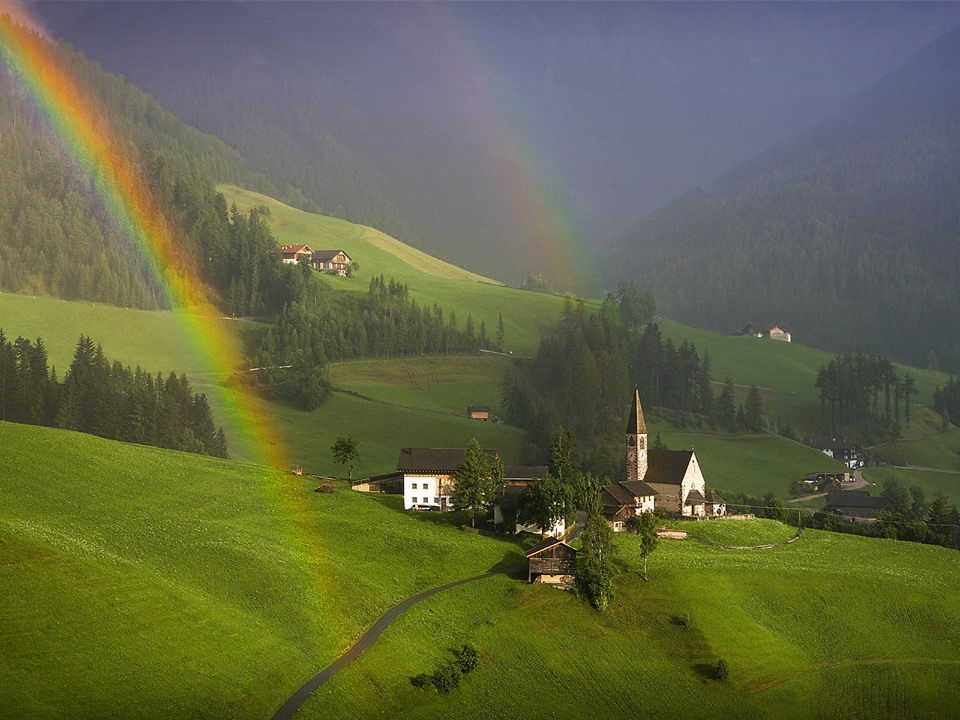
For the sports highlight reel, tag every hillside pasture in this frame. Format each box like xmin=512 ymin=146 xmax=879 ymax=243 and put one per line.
xmin=298 ymin=526 xmax=960 ymax=719
xmin=659 ymin=430 xmax=846 ymax=499
xmin=0 ymin=422 xmax=523 ymax=718
xmin=219 ymin=185 xmax=573 ymax=358
xmin=862 ymin=466 xmax=960 ymax=507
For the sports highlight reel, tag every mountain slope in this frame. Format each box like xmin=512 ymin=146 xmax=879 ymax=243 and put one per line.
xmin=607 ymin=28 xmax=960 ymax=372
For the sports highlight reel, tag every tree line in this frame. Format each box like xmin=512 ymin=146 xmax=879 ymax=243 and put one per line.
xmin=815 ymin=349 xmax=916 ymax=444
xmin=252 ymin=274 xmax=503 ymax=409
xmin=0 ymin=330 xmax=227 ymax=458
xmin=501 ymin=282 xmax=763 ymax=477
xmin=933 ymin=375 xmax=960 ymax=429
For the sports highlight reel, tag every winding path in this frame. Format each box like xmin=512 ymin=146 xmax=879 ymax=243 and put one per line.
xmin=271 ymin=570 xmax=501 ymax=720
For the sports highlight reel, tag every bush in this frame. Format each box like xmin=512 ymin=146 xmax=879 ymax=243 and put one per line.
xmin=431 ymin=663 xmax=462 ymax=694
xmin=410 ymin=673 xmax=430 ymax=689
xmin=714 ymin=658 xmax=729 ymax=681
xmin=456 ymin=644 xmax=479 ymax=674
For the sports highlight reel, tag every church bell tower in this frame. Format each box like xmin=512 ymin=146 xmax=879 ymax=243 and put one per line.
xmin=626 ymin=386 xmax=648 ymax=483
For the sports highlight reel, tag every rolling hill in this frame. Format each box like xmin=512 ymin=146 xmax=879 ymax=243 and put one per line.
xmin=3 ymin=421 xmax=959 ymax=718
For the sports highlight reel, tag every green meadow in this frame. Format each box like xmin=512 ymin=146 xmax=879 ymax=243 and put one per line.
xmin=219 ymin=184 xmax=575 ymax=359
xmin=296 ymin=521 xmax=960 ymax=720
xmin=4 ymin=425 xmax=959 ymax=719
xmin=2 ymin=191 xmax=958 ymax=494
xmin=0 ymin=421 xmax=523 ymax=718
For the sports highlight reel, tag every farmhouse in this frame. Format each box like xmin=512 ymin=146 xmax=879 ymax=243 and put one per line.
xmin=279 ymin=244 xmax=314 ymax=264
xmin=396 ymin=446 xmax=499 ymax=511
xmin=467 ymin=405 xmax=491 ymax=421
xmin=604 ymin=388 xmax=724 ymax=529
xmin=825 ymin=490 xmax=888 ymax=523
xmin=525 ymin=536 xmax=577 ymax=585
xmin=736 ymin=323 xmax=792 ymax=342
xmin=812 ymin=438 xmax=861 ymax=468
xmin=312 ymin=249 xmax=352 ymax=275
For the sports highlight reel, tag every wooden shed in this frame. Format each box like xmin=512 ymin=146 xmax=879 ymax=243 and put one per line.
xmin=525 ymin=537 xmax=577 ymax=585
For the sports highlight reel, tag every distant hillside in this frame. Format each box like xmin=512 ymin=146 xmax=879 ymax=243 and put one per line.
xmin=0 ymin=20 xmax=278 ymax=307
xmin=607 ymin=28 xmax=960 ymax=372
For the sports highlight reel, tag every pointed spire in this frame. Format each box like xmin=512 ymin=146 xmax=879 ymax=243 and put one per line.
xmin=626 ymin=386 xmax=647 ymax=435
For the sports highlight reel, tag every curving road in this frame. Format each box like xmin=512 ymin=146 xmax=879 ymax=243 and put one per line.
xmin=271 ymin=570 xmax=501 ymax=720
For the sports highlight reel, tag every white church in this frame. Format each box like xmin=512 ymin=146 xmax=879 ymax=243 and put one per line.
xmin=601 ymin=388 xmax=725 ymax=530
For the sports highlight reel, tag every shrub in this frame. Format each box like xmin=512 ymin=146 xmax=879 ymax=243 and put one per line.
xmin=714 ymin=658 xmax=729 ymax=681
xmin=431 ymin=663 xmax=462 ymax=694
xmin=410 ymin=673 xmax=430 ymax=689
xmin=456 ymin=644 xmax=479 ymax=674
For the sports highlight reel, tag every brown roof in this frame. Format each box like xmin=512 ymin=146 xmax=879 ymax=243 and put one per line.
xmin=525 ymin=537 xmax=577 ymax=557
xmin=645 ymin=450 xmax=694 ymax=485
xmin=601 ymin=483 xmax=636 ymax=508
xmin=620 ymin=479 xmax=658 ymax=498
xmin=626 ymin=386 xmax=647 ymax=435
xmin=396 ymin=447 xmax=498 ymax=473
xmin=704 ymin=490 xmax=726 ymax=504
xmin=279 ymin=244 xmax=313 ymax=254
xmin=312 ymin=249 xmax=351 ymax=262
xmin=684 ymin=489 xmax=707 ymax=505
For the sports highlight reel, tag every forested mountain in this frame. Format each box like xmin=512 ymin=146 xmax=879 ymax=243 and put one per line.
xmin=0 ymin=24 xmax=282 ymax=307
xmin=606 ymin=28 xmax=960 ymax=372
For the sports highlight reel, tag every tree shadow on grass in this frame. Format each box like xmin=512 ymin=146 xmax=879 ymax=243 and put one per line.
xmin=488 ymin=551 xmax=527 ymax=579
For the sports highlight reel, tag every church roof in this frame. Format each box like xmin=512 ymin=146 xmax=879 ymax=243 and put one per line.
xmin=626 ymin=386 xmax=647 ymax=435
xmin=644 ymin=450 xmax=694 ymax=486
xmin=684 ymin=489 xmax=707 ymax=505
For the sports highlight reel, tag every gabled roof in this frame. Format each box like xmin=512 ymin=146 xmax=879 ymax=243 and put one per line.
xmin=620 ymin=479 xmax=658 ymax=498
xmin=312 ymin=249 xmax=351 ymax=262
xmin=684 ymin=489 xmax=707 ymax=505
xmin=601 ymin=483 xmax=636 ymax=508
xmin=645 ymin=450 xmax=694 ymax=486
xmin=525 ymin=536 xmax=577 ymax=558
xmin=704 ymin=489 xmax=726 ymax=505
xmin=626 ymin=386 xmax=647 ymax=435
xmin=396 ymin=447 xmax=498 ymax=473
xmin=467 ymin=405 xmax=491 ymax=413
xmin=279 ymin=244 xmax=313 ymax=254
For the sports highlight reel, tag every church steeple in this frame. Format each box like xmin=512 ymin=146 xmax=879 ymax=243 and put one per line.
xmin=626 ymin=386 xmax=648 ymax=482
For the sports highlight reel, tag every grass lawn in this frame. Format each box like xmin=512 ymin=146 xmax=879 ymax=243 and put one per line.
xmin=298 ymin=525 xmax=960 ymax=719
xmin=0 ymin=422 xmax=524 ymax=718
xmin=658 ymin=430 xmax=846 ymax=499
xmin=862 ymin=466 xmax=960 ymax=506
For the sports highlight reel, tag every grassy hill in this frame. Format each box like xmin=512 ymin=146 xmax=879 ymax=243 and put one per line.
xmin=5 ymin=424 xmax=957 ymax=718
xmin=220 ymin=184 xmax=574 ymax=359
xmin=3 ymin=185 xmax=957 ymax=491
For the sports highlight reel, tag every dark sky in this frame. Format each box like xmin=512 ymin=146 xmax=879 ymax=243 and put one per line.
xmin=31 ymin=1 xmax=960 ymax=284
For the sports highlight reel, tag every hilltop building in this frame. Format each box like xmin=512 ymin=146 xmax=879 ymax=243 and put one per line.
xmin=602 ymin=388 xmax=724 ymax=529
xmin=736 ymin=323 xmax=792 ymax=342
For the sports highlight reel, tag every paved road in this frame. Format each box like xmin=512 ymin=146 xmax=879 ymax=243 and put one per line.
xmin=271 ymin=571 xmax=501 ymax=720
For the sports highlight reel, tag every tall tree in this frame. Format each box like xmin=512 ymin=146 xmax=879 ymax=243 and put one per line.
xmin=452 ymin=438 xmax=501 ymax=527
xmin=576 ymin=512 xmax=615 ymax=611
xmin=627 ymin=510 xmax=660 ymax=581
xmin=520 ymin=473 xmax=573 ymax=536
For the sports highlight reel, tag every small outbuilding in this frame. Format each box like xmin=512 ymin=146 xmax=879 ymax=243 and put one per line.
xmin=467 ymin=405 xmax=491 ymax=421
xmin=525 ymin=536 xmax=578 ymax=585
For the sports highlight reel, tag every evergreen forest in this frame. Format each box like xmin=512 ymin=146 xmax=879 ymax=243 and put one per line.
xmin=0 ymin=330 xmax=227 ymax=457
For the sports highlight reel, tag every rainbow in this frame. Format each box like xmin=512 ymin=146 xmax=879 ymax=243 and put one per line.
xmin=404 ymin=4 xmax=584 ymax=293
xmin=0 ymin=10 xmax=283 ymax=468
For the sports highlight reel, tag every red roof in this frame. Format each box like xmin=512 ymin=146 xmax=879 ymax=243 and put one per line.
xmin=279 ymin=244 xmax=313 ymax=254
